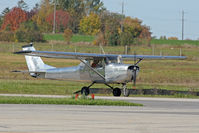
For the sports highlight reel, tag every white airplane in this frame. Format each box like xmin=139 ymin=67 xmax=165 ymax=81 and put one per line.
xmin=14 ymin=43 xmax=186 ymax=97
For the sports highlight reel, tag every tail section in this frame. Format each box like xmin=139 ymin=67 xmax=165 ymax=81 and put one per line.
xmin=22 ymin=43 xmax=55 ymax=76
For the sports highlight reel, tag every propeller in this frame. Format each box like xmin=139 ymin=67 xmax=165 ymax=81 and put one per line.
xmin=133 ymin=67 xmax=138 ymax=86
xmin=133 ymin=51 xmax=137 ymax=86
xmin=128 ymin=51 xmax=142 ymax=87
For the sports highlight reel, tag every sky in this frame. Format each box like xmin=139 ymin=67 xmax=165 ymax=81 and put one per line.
xmin=0 ymin=0 xmax=199 ymax=40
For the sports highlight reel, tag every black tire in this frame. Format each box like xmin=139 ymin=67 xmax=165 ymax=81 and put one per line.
xmin=81 ymin=87 xmax=90 ymax=96
xmin=113 ymin=88 xmax=121 ymax=97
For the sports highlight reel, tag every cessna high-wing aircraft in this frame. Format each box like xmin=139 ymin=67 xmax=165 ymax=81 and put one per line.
xmin=14 ymin=43 xmax=186 ymax=97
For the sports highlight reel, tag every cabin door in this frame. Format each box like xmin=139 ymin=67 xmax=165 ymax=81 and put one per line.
xmin=89 ymin=59 xmax=105 ymax=82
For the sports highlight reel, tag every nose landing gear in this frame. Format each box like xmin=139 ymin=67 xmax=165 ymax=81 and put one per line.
xmin=122 ymin=84 xmax=130 ymax=97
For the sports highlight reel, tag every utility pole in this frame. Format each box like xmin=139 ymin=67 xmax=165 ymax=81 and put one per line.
xmin=53 ymin=0 xmax=56 ymax=34
xmin=121 ymin=0 xmax=124 ymax=32
xmin=182 ymin=10 xmax=184 ymax=40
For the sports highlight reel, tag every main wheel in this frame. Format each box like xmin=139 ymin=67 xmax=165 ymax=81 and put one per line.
xmin=123 ymin=88 xmax=130 ymax=97
xmin=113 ymin=88 xmax=121 ymax=97
xmin=81 ymin=87 xmax=90 ymax=96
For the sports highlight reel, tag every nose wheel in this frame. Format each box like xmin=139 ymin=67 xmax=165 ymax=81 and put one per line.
xmin=122 ymin=84 xmax=130 ymax=97
xmin=123 ymin=88 xmax=130 ymax=97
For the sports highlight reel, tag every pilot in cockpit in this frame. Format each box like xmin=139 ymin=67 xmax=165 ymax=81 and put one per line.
xmin=91 ymin=60 xmax=99 ymax=68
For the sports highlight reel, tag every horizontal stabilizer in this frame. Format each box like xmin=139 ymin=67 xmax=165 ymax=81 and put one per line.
xmin=12 ymin=70 xmax=46 ymax=78
xmin=12 ymin=70 xmax=45 ymax=73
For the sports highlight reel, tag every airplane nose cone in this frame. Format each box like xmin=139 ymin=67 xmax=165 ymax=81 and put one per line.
xmin=128 ymin=65 xmax=139 ymax=80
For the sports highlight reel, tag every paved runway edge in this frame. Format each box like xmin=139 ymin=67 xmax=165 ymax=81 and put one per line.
xmin=0 ymin=94 xmax=199 ymax=102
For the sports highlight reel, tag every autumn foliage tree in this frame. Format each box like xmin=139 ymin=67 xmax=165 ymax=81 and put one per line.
xmin=94 ymin=11 xmax=122 ymax=46
xmin=15 ymin=21 xmax=44 ymax=42
xmin=63 ymin=28 xmax=73 ymax=44
xmin=168 ymin=37 xmax=178 ymax=40
xmin=1 ymin=7 xmax=27 ymax=31
xmin=27 ymin=4 xmax=39 ymax=20
xmin=57 ymin=0 xmax=105 ymax=33
xmin=137 ymin=25 xmax=151 ymax=45
xmin=32 ymin=0 xmax=53 ymax=32
xmin=46 ymin=10 xmax=70 ymax=32
xmin=94 ymin=12 xmax=151 ymax=46
xmin=119 ymin=17 xmax=142 ymax=45
xmin=79 ymin=13 xmax=101 ymax=35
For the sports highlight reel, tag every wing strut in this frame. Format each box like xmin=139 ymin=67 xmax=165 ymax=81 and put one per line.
xmin=78 ymin=58 xmax=106 ymax=81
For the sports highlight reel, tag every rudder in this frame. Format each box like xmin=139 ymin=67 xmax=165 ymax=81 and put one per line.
xmin=22 ymin=43 xmax=55 ymax=73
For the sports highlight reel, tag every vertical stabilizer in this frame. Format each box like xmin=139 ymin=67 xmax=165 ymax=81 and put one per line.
xmin=22 ymin=43 xmax=55 ymax=73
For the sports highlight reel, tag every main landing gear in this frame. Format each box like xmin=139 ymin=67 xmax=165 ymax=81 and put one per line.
xmin=112 ymin=88 xmax=121 ymax=97
xmin=80 ymin=82 xmax=95 ymax=96
xmin=104 ymin=83 xmax=121 ymax=97
xmin=77 ymin=82 xmax=130 ymax=97
xmin=81 ymin=87 xmax=90 ymax=96
xmin=105 ymin=83 xmax=130 ymax=97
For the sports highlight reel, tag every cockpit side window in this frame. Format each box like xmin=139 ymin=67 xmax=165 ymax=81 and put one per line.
xmin=91 ymin=59 xmax=103 ymax=68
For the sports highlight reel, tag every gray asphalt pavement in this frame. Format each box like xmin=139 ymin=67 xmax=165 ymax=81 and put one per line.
xmin=0 ymin=95 xmax=199 ymax=133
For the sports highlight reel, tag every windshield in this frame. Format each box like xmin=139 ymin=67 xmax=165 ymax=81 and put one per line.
xmin=105 ymin=56 xmax=123 ymax=64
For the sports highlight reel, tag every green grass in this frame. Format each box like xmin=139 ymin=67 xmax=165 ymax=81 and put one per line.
xmin=0 ymin=42 xmax=199 ymax=97
xmin=129 ymin=94 xmax=199 ymax=98
xmin=0 ymin=96 xmax=142 ymax=106
xmin=43 ymin=33 xmax=199 ymax=46
xmin=44 ymin=34 xmax=95 ymax=43
xmin=71 ymin=34 xmax=95 ymax=43
xmin=151 ymin=39 xmax=199 ymax=45
xmin=44 ymin=33 xmax=64 ymax=41
xmin=0 ymin=79 xmax=198 ymax=96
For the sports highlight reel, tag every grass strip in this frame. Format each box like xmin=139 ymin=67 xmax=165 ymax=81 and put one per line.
xmin=43 ymin=34 xmax=95 ymax=43
xmin=0 ymin=96 xmax=143 ymax=106
xmin=151 ymin=39 xmax=199 ymax=45
xmin=0 ymin=80 xmax=195 ymax=96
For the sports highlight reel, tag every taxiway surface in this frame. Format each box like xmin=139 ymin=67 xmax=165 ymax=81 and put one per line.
xmin=0 ymin=96 xmax=199 ymax=133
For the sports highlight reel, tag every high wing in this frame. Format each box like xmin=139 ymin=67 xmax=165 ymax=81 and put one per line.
xmin=15 ymin=50 xmax=186 ymax=60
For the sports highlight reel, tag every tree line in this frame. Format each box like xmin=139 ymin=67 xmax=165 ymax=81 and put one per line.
xmin=0 ymin=0 xmax=151 ymax=45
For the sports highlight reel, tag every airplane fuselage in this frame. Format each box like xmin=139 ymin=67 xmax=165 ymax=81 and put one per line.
xmin=35 ymin=62 xmax=136 ymax=84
